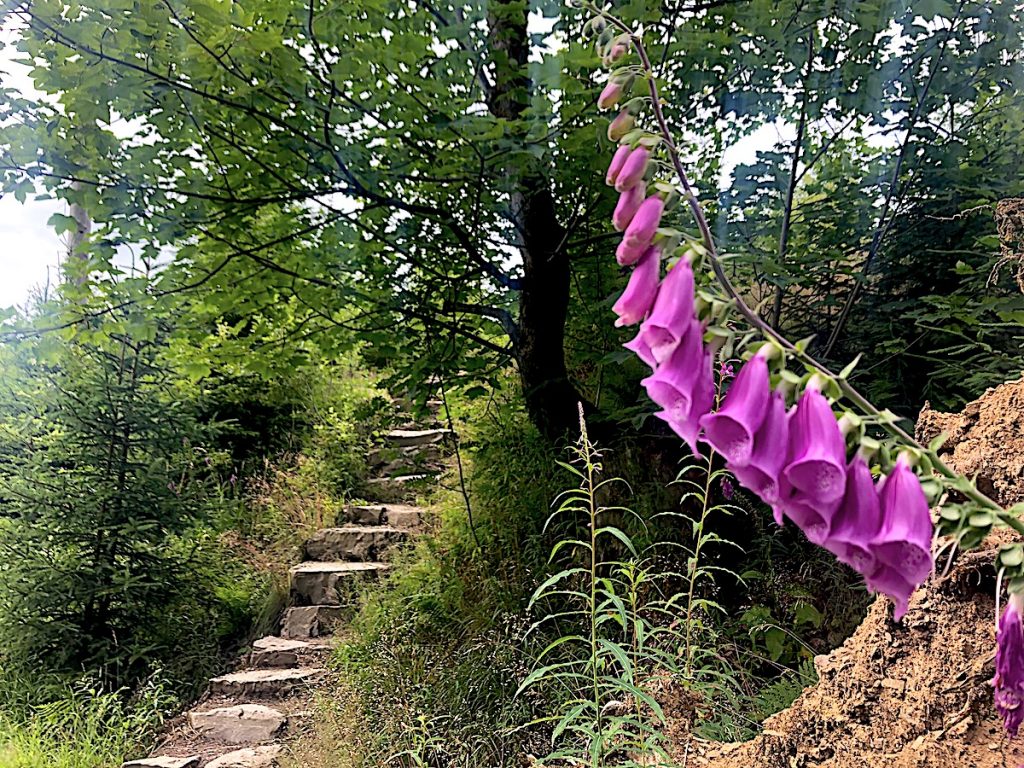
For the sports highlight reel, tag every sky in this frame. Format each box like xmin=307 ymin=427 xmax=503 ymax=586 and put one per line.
xmin=0 ymin=22 xmax=63 ymax=310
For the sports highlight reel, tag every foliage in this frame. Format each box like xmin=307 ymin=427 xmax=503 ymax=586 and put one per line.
xmin=0 ymin=673 xmax=173 ymax=768
xmin=5 ymin=0 xmax=1021 ymax=437
xmin=520 ymin=409 xmax=679 ymax=766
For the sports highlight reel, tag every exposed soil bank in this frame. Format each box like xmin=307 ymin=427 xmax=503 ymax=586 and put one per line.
xmin=675 ymin=379 xmax=1024 ymax=767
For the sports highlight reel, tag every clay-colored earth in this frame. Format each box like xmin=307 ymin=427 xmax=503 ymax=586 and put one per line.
xmin=674 ymin=378 xmax=1024 ymax=767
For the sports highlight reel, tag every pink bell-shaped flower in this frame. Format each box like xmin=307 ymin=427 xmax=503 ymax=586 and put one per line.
xmin=612 ymin=246 xmax=660 ymax=327
xmin=606 ymin=145 xmax=632 ymax=187
xmin=637 ymin=257 xmax=695 ymax=365
xmin=654 ymin=346 xmax=714 ymax=456
xmin=641 ymin=319 xmax=704 ymax=424
xmin=776 ymin=386 xmax=847 ymax=543
xmin=700 ymin=350 xmax=771 ymax=466
xmin=622 ymin=195 xmax=664 ymax=253
xmin=613 ymin=184 xmax=645 ymax=232
xmin=624 ymin=328 xmax=657 ymax=370
xmin=614 ymin=146 xmax=650 ymax=192
xmin=994 ymin=594 xmax=1024 ymax=737
xmin=729 ymin=389 xmax=790 ymax=511
xmin=865 ymin=454 xmax=933 ymax=621
xmin=822 ymin=456 xmax=882 ymax=577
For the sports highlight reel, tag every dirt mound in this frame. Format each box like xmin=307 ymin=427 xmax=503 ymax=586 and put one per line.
xmin=677 ymin=379 xmax=1024 ymax=767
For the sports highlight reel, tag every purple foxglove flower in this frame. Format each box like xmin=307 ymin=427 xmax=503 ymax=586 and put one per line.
xmin=776 ymin=387 xmax=847 ymax=543
xmin=613 ymin=184 xmax=645 ymax=232
xmin=638 ymin=257 xmax=695 ymax=365
xmin=614 ymin=146 xmax=651 ymax=192
xmin=699 ymin=350 xmax=771 ymax=466
xmin=994 ymin=595 xmax=1024 ymax=737
xmin=616 ymin=237 xmax=646 ymax=267
xmin=608 ymin=110 xmax=635 ymax=142
xmin=606 ymin=145 xmax=632 ymax=187
xmin=598 ymin=80 xmax=624 ymax=110
xmin=613 ymin=246 xmax=660 ymax=327
xmin=729 ymin=390 xmax=790 ymax=512
xmin=653 ymin=347 xmax=714 ymax=455
xmin=624 ymin=328 xmax=657 ymax=370
xmin=641 ymin=319 xmax=704 ymax=423
xmin=865 ymin=455 xmax=933 ymax=620
xmin=822 ymin=456 xmax=882 ymax=577
xmin=623 ymin=196 xmax=665 ymax=253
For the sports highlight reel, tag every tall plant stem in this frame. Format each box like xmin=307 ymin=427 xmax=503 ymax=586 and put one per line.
xmin=586 ymin=4 xmax=1020 ymax=534
xmin=682 ymin=450 xmax=716 ymax=678
xmin=578 ymin=409 xmax=605 ymax=766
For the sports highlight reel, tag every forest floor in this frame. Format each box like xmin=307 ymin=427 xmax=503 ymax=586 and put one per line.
xmin=666 ymin=378 xmax=1024 ymax=768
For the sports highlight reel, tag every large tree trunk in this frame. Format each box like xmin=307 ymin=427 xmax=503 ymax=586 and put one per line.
xmin=488 ymin=0 xmax=583 ymax=440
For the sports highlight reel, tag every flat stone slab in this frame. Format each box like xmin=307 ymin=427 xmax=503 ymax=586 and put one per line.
xmin=280 ymin=605 xmax=345 ymax=639
xmin=250 ymin=636 xmax=328 ymax=668
xmin=209 ymin=668 xmax=322 ymax=698
xmin=188 ymin=704 xmax=285 ymax=743
xmin=303 ymin=525 xmax=408 ymax=562
xmin=345 ymin=503 xmax=424 ymax=529
xmin=289 ymin=561 xmax=388 ymax=605
xmin=205 ymin=745 xmax=282 ymax=768
xmin=385 ymin=428 xmax=451 ymax=447
xmin=123 ymin=758 xmax=200 ymax=768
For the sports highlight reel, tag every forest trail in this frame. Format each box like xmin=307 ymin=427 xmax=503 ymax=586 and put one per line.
xmin=673 ymin=379 xmax=1024 ymax=768
xmin=122 ymin=414 xmax=451 ymax=768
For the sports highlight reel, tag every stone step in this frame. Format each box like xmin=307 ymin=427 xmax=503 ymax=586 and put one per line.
xmin=188 ymin=704 xmax=285 ymax=744
xmin=206 ymin=745 xmax=282 ymax=768
xmin=209 ymin=667 xmax=322 ymax=698
xmin=385 ymin=428 xmax=451 ymax=448
xmin=288 ymin=561 xmax=389 ymax=605
xmin=250 ymin=636 xmax=327 ymax=668
xmin=364 ymin=474 xmax=431 ymax=503
xmin=123 ymin=759 xmax=200 ymax=768
xmin=280 ymin=605 xmax=345 ymax=640
xmin=303 ymin=525 xmax=409 ymax=562
xmin=344 ymin=503 xmax=424 ymax=530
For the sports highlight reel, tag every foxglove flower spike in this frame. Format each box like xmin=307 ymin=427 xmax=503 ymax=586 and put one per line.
xmin=612 ymin=246 xmax=660 ymax=327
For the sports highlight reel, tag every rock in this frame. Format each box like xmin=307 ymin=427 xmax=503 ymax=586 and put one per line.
xmin=205 ymin=745 xmax=282 ymax=768
xmin=209 ymin=668 xmax=322 ymax=698
xmin=122 ymin=758 xmax=200 ymax=768
xmin=385 ymin=428 xmax=451 ymax=448
xmin=344 ymin=503 xmax=424 ymax=530
xmin=288 ymin=561 xmax=388 ymax=605
xmin=280 ymin=605 xmax=345 ymax=639
xmin=250 ymin=636 xmax=324 ymax=668
xmin=364 ymin=474 xmax=431 ymax=503
xmin=188 ymin=704 xmax=285 ymax=743
xmin=303 ymin=525 xmax=408 ymax=562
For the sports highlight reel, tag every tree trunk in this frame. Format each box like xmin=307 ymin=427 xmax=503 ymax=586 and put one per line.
xmin=488 ymin=0 xmax=583 ymax=440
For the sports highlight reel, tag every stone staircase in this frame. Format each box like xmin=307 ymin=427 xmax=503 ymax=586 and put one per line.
xmin=124 ymin=423 xmax=450 ymax=768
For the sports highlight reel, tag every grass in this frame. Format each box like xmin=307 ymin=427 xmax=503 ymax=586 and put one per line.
xmin=0 ymin=675 xmax=172 ymax=768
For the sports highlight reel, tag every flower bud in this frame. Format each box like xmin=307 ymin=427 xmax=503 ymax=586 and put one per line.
xmin=612 ymin=184 xmax=645 ymax=231
xmin=994 ymin=594 xmax=1024 ymax=736
xmin=614 ymin=146 xmax=650 ymax=193
xmin=598 ymin=80 xmax=624 ymax=110
xmin=609 ymin=42 xmax=628 ymax=61
xmin=607 ymin=110 xmax=634 ymax=142
xmin=605 ymin=144 xmax=632 ymax=187
xmin=622 ymin=195 xmax=664 ymax=253
xmin=612 ymin=246 xmax=660 ymax=327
